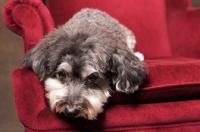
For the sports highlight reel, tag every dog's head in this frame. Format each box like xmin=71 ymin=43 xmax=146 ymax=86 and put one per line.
xmin=23 ymin=21 xmax=147 ymax=120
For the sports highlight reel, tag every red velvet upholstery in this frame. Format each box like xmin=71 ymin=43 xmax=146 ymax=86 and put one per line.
xmin=45 ymin=0 xmax=172 ymax=59
xmin=3 ymin=0 xmax=200 ymax=131
xmin=2 ymin=0 xmax=54 ymax=53
xmin=166 ymin=0 xmax=200 ymax=59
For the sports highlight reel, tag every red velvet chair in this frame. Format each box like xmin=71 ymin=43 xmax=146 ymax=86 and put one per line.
xmin=3 ymin=0 xmax=200 ymax=131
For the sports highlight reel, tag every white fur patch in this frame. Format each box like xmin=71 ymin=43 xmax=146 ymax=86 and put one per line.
xmin=123 ymin=28 xmax=145 ymax=61
xmin=44 ymin=77 xmax=111 ymax=120
xmin=126 ymin=34 xmax=136 ymax=50
xmin=116 ymin=81 xmax=121 ymax=92
xmin=45 ymin=78 xmax=68 ymax=109
xmin=134 ymin=52 xmax=144 ymax=61
xmin=57 ymin=62 xmax=72 ymax=73
xmin=82 ymin=88 xmax=110 ymax=120
xmin=81 ymin=65 xmax=97 ymax=79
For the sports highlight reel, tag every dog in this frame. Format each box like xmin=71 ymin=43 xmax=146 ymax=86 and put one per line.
xmin=23 ymin=8 xmax=147 ymax=120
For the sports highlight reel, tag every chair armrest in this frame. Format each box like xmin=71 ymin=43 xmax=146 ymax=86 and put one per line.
xmin=2 ymin=0 xmax=54 ymax=53
xmin=12 ymin=67 xmax=47 ymax=127
xmin=166 ymin=0 xmax=200 ymax=58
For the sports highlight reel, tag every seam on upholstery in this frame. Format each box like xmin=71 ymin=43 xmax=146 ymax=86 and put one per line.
xmin=25 ymin=120 xmax=200 ymax=131
xmin=98 ymin=120 xmax=200 ymax=131
xmin=141 ymin=82 xmax=200 ymax=92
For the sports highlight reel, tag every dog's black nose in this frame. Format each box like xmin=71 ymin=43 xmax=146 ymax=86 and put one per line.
xmin=65 ymin=108 xmax=79 ymax=117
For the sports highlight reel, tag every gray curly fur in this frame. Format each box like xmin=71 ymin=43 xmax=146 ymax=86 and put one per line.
xmin=23 ymin=8 xmax=147 ymax=93
xmin=23 ymin=8 xmax=147 ymax=120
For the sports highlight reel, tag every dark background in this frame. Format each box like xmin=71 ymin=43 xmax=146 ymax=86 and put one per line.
xmin=0 ymin=0 xmax=200 ymax=131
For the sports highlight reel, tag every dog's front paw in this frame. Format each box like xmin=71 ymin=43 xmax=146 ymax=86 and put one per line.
xmin=134 ymin=52 xmax=144 ymax=61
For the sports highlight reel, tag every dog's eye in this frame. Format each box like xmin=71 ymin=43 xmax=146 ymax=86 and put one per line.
xmin=57 ymin=71 xmax=67 ymax=79
xmin=87 ymin=72 xmax=98 ymax=83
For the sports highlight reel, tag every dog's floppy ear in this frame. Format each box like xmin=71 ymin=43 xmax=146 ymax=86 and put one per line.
xmin=109 ymin=49 xmax=147 ymax=93
xmin=22 ymin=28 xmax=67 ymax=81
xmin=22 ymin=45 xmax=50 ymax=81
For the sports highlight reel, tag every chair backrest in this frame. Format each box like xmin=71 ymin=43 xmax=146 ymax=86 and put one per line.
xmin=166 ymin=0 xmax=200 ymax=59
xmin=45 ymin=0 xmax=172 ymax=58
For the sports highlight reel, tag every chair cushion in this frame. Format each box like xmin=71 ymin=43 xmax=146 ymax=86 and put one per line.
xmin=45 ymin=0 xmax=172 ymax=58
xmin=111 ymin=57 xmax=200 ymax=104
xmin=25 ymin=100 xmax=200 ymax=131
xmin=12 ymin=57 xmax=200 ymax=130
